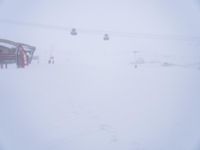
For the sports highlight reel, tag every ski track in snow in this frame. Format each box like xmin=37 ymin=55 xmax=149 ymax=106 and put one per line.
xmin=0 ymin=58 xmax=200 ymax=150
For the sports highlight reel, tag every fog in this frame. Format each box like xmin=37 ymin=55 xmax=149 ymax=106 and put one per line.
xmin=0 ymin=0 xmax=200 ymax=150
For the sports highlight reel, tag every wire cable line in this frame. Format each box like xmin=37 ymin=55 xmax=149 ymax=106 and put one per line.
xmin=0 ymin=19 xmax=200 ymax=41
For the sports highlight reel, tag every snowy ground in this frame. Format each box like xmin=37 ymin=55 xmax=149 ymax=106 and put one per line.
xmin=0 ymin=55 xmax=200 ymax=150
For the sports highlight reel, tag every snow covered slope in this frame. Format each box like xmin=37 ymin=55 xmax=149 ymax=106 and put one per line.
xmin=0 ymin=57 xmax=200 ymax=150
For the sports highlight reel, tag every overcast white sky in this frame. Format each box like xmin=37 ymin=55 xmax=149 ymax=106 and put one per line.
xmin=0 ymin=0 xmax=200 ymax=61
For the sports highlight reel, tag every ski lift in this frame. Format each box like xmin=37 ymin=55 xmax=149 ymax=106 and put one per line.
xmin=48 ymin=56 xmax=54 ymax=64
xmin=103 ymin=34 xmax=109 ymax=41
xmin=70 ymin=28 xmax=77 ymax=36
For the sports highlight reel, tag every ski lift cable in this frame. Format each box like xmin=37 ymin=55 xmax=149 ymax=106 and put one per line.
xmin=0 ymin=19 xmax=71 ymax=31
xmin=80 ymin=29 xmax=200 ymax=41
xmin=0 ymin=19 xmax=200 ymax=41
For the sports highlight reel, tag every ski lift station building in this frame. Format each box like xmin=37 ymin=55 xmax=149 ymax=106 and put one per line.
xmin=0 ymin=39 xmax=36 ymax=68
